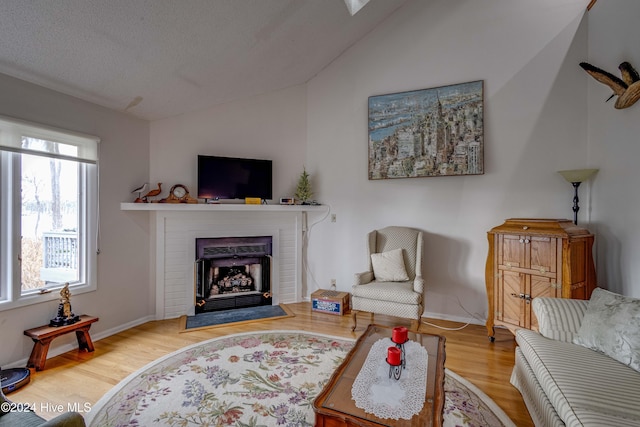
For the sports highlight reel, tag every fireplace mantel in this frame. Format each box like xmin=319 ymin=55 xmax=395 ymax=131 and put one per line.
xmin=120 ymin=202 xmax=326 ymax=213
xmin=121 ymin=202 xmax=328 ymax=319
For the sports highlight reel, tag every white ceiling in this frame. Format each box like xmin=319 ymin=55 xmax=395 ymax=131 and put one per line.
xmin=0 ymin=0 xmax=408 ymax=121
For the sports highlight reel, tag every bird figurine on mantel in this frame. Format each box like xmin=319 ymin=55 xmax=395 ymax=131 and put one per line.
xmin=131 ymin=182 xmax=148 ymax=203
xmin=143 ymin=183 xmax=162 ymax=202
xmin=580 ymin=61 xmax=640 ymax=109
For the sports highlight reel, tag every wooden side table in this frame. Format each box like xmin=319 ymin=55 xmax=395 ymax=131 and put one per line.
xmin=23 ymin=315 xmax=99 ymax=371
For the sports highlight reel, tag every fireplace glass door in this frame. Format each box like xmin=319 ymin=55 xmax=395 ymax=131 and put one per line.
xmin=195 ymin=236 xmax=272 ymax=313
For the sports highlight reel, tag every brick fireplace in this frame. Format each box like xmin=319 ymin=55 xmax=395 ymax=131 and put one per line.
xmin=119 ymin=203 xmax=326 ymax=320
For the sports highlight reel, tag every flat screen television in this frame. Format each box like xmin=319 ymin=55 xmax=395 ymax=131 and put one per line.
xmin=197 ymin=155 xmax=273 ymax=202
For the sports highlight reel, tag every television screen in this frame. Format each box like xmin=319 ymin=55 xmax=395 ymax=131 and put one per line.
xmin=197 ymin=155 xmax=273 ymax=201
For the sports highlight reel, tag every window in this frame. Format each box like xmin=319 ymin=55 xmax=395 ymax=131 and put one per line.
xmin=0 ymin=115 xmax=99 ymax=310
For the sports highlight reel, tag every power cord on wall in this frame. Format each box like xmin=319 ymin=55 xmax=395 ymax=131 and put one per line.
xmin=420 ymin=295 xmax=485 ymax=331
xmin=302 ymin=203 xmax=332 ymax=293
xmin=421 ymin=319 xmax=471 ymax=331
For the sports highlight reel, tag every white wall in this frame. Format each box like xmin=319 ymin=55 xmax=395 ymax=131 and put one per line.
xmin=306 ymin=0 xmax=590 ymax=323
xmin=0 ymin=73 xmax=151 ymax=367
xmin=149 ymin=84 xmax=307 ymax=201
xmin=587 ymin=0 xmax=640 ymax=298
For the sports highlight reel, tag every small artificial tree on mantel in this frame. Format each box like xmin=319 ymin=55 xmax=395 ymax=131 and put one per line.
xmin=294 ymin=167 xmax=313 ymax=205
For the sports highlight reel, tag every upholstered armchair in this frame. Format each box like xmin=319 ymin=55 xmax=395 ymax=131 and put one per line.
xmin=351 ymin=226 xmax=424 ymax=332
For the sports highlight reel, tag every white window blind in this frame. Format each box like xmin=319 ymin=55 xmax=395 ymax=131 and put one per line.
xmin=0 ymin=114 xmax=99 ymax=163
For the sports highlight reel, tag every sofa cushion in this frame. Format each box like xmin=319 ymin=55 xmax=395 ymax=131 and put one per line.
xmin=573 ymin=288 xmax=640 ymax=372
xmin=0 ymin=410 xmax=85 ymax=427
xmin=532 ymin=297 xmax=589 ymax=343
xmin=0 ymin=410 xmax=46 ymax=427
xmin=39 ymin=411 xmax=86 ymax=427
xmin=370 ymin=248 xmax=409 ymax=282
xmin=511 ymin=348 xmax=565 ymax=427
xmin=516 ymin=328 xmax=640 ymax=426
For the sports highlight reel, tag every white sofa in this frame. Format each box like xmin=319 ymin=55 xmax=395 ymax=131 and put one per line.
xmin=510 ymin=289 xmax=640 ymax=427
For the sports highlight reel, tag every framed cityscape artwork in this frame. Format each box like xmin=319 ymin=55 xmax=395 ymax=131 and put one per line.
xmin=368 ymin=80 xmax=484 ymax=180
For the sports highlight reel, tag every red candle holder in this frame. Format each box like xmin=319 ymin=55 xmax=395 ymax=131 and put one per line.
xmin=392 ymin=326 xmax=408 ymax=344
xmin=387 ymin=346 xmax=402 ymax=380
xmin=391 ymin=327 xmax=408 ymax=369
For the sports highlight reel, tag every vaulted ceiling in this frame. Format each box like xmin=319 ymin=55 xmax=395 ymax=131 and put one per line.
xmin=0 ymin=0 xmax=408 ymax=120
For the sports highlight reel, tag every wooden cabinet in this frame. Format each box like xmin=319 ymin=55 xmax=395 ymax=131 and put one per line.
xmin=485 ymin=219 xmax=596 ymax=340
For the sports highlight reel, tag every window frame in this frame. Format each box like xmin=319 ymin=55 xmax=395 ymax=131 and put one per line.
xmin=0 ymin=115 xmax=99 ymax=312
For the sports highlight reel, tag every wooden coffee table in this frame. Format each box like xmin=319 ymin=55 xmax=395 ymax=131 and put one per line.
xmin=314 ymin=324 xmax=446 ymax=426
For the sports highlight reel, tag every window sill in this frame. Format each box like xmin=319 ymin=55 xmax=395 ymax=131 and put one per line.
xmin=0 ymin=283 xmax=96 ymax=312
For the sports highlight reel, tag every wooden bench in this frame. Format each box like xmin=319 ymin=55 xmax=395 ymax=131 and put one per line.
xmin=23 ymin=315 xmax=99 ymax=371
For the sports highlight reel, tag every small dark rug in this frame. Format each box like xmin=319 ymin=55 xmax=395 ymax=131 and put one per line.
xmin=179 ymin=304 xmax=294 ymax=332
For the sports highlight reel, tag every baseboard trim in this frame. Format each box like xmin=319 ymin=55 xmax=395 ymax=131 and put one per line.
xmin=4 ymin=315 xmax=156 ymax=370
xmin=4 ymin=310 xmax=484 ymax=370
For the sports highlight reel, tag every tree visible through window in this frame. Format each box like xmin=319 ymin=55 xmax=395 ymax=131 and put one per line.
xmin=20 ymin=138 xmax=80 ymax=293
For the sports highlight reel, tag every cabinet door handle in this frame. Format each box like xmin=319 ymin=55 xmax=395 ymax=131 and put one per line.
xmin=509 ymin=293 xmax=531 ymax=303
xmin=519 ymin=239 xmax=524 ymax=243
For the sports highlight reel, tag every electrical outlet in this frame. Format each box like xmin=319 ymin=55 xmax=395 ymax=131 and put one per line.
xmin=330 ymin=279 xmax=336 ymax=289
xmin=331 ymin=214 xmax=336 ymax=222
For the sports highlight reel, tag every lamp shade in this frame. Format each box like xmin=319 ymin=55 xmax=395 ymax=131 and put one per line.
xmin=557 ymin=168 xmax=598 ymax=183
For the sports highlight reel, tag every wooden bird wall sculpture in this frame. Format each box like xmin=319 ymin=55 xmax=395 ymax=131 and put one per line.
xmin=580 ymin=61 xmax=640 ymax=109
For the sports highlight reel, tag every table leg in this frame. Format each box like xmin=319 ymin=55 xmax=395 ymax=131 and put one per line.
xmin=75 ymin=327 xmax=95 ymax=352
xmin=27 ymin=338 xmax=53 ymax=371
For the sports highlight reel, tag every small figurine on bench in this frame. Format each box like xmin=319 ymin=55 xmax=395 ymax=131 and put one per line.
xmin=50 ymin=283 xmax=81 ymax=327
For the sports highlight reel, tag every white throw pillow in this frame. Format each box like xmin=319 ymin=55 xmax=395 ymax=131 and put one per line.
xmin=371 ymin=248 xmax=409 ymax=282
xmin=573 ymin=288 xmax=640 ymax=372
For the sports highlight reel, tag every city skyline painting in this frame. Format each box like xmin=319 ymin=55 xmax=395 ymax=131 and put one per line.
xmin=368 ymin=80 xmax=484 ymax=180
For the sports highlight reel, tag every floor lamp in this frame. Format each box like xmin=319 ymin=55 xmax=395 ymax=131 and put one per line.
xmin=557 ymin=169 xmax=598 ymax=225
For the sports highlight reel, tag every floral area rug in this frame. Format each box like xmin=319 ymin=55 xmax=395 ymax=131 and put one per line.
xmin=87 ymin=331 xmax=515 ymax=427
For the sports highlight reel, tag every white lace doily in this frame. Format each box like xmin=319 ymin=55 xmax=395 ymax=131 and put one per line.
xmin=351 ymin=337 xmax=428 ymax=420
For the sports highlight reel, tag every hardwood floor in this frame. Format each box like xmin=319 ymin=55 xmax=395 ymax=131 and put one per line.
xmin=9 ymin=303 xmax=533 ymax=426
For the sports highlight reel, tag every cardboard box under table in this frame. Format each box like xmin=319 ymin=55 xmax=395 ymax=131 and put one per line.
xmin=311 ymin=290 xmax=350 ymax=315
